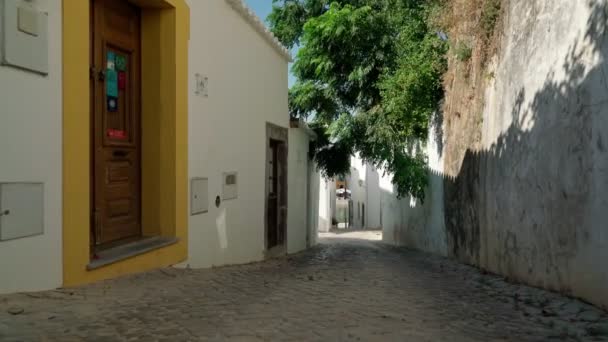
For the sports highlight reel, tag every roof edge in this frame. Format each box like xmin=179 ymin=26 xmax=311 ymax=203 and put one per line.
xmin=224 ymin=0 xmax=293 ymax=62
xmin=290 ymin=118 xmax=318 ymax=139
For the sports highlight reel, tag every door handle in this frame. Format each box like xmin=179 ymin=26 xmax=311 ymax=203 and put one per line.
xmin=0 ymin=209 xmax=10 ymax=217
xmin=89 ymin=67 xmax=106 ymax=82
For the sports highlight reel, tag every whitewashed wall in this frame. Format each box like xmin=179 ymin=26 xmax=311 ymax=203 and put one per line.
xmin=0 ymin=0 xmax=63 ymax=293
xmin=381 ymin=120 xmax=448 ymax=256
xmin=345 ymin=156 xmax=382 ymax=230
xmin=317 ymin=178 xmax=334 ymax=232
xmin=287 ymin=127 xmax=313 ymax=254
xmin=307 ymin=164 xmax=321 ymax=245
xmin=475 ymin=0 xmax=608 ymax=308
xmin=186 ymin=0 xmax=290 ymax=268
xmin=348 ymin=156 xmax=366 ymax=228
xmin=376 ymin=0 xmax=608 ymax=309
xmin=365 ymin=166 xmax=381 ymax=229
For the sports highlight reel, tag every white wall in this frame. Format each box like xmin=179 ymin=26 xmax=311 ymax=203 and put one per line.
xmin=378 ymin=0 xmax=608 ymax=309
xmin=378 ymin=172 xmax=406 ymax=241
xmin=365 ymin=166 xmax=381 ymax=229
xmin=287 ymin=127 xmax=311 ymax=254
xmin=317 ymin=178 xmax=333 ymax=232
xmin=0 ymin=0 xmax=63 ymax=293
xmin=381 ymin=118 xmax=448 ymax=256
xmin=475 ymin=0 xmax=608 ymax=308
xmin=344 ymin=156 xmax=383 ymax=230
xmin=186 ymin=0 xmax=289 ymax=268
xmin=306 ymin=163 xmax=321 ymax=246
xmin=348 ymin=156 xmax=367 ymax=228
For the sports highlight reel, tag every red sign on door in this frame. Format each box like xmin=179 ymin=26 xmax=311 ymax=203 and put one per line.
xmin=107 ymin=129 xmax=127 ymax=139
xmin=118 ymin=72 xmax=126 ymax=90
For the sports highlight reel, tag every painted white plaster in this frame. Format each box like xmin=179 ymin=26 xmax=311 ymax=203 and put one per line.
xmin=0 ymin=0 xmax=62 ymax=293
xmin=185 ymin=0 xmax=290 ymax=268
xmin=347 ymin=155 xmax=366 ymax=229
xmin=317 ymin=177 xmax=334 ymax=233
xmin=287 ymin=127 xmax=313 ymax=254
xmin=379 ymin=0 xmax=608 ymax=308
xmin=306 ymin=163 xmax=321 ymax=246
xmin=378 ymin=115 xmax=447 ymax=256
xmin=365 ymin=166 xmax=381 ymax=229
xmin=478 ymin=0 xmax=608 ymax=308
xmin=334 ymin=155 xmax=395 ymax=232
xmin=224 ymin=0 xmax=292 ymax=62
xmin=339 ymin=146 xmax=446 ymax=256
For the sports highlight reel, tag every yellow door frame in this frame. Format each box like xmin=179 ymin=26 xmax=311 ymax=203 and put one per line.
xmin=62 ymin=0 xmax=190 ymax=286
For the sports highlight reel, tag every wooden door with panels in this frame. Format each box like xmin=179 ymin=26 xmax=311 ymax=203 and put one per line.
xmin=267 ymin=140 xmax=279 ymax=249
xmin=267 ymin=139 xmax=287 ymax=249
xmin=91 ymin=0 xmax=142 ymax=248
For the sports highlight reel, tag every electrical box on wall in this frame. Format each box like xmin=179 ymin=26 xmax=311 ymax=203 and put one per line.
xmin=222 ymin=172 xmax=238 ymax=200
xmin=0 ymin=0 xmax=49 ymax=75
xmin=0 ymin=183 xmax=44 ymax=241
xmin=190 ymin=178 xmax=208 ymax=215
xmin=194 ymin=73 xmax=208 ymax=97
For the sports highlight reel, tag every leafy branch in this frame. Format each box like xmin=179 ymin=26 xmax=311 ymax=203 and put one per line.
xmin=270 ymin=0 xmax=448 ymax=200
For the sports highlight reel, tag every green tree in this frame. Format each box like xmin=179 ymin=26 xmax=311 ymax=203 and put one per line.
xmin=270 ymin=0 xmax=447 ymax=200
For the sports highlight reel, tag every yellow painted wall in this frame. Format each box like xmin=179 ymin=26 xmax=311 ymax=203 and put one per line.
xmin=140 ymin=9 xmax=162 ymax=237
xmin=62 ymin=0 xmax=189 ymax=287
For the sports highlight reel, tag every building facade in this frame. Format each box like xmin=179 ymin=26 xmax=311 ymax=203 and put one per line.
xmin=327 ymin=155 xmax=395 ymax=231
xmin=0 ymin=0 xmax=314 ymax=294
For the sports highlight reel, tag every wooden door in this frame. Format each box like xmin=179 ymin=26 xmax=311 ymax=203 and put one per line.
xmin=91 ymin=0 xmax=142 ymax=246
xmin=267 ymin=140 xmax=279 ymax=249
xmin=277 ymin=143 xmax=287 ymax=246
xmin=267 ymin=139 xmax=287 ymax=249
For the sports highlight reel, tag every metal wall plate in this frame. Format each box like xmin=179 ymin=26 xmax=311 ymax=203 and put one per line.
xmin=222 ymin=172 xmax=238 ymax=200
xmin=1 ymin=0 xmax=49 ymax=75
xmin=190 ymin=178 xmax=209 ymax=215
xmin=0 ymin=182 xmax=44 ymax=241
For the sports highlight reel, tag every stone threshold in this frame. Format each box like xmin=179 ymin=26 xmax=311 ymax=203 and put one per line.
xmin=265 ymin=244 xmax=287 ymax=259
xmin=87 ymin=236 xmax=179 ymax=270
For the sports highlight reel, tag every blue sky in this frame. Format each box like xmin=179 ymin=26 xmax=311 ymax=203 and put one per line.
xmin=245 ymin=1 xmax=297 ymax=87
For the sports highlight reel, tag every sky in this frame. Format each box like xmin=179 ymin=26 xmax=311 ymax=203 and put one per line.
xmin=245 ymin=0 xmax=297 ymax=87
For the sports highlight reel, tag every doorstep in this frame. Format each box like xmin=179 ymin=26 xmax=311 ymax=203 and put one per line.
xmin=265 ymin=244 xmax=287 ymax=259
xmin=87 ymin=236 xmax=179 ymax=270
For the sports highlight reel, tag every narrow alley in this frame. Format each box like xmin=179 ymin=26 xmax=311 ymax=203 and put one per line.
xmin=2 ymin=0 xmax=608 ymax=341
xmin=1 ymin=232 xmax=606 ymax=342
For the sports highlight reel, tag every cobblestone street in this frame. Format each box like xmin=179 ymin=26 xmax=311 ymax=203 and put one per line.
xmin=1 ymin=233 xmax=607 ymax=342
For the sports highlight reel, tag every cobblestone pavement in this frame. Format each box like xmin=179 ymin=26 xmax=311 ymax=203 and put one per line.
xmin=318 ymin=229 xmax=383 ymax=242
xmin=1 ymin=233 xmax=607 ymax=342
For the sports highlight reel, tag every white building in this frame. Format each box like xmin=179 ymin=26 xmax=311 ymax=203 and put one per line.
xmin=346 ymin=156 xmax=384 ymax=229
xmin=316 ymin=154 xmax=401 ymax=233
xmin=317 ymin=177 xmax=336 ymax=233
xmin=0 ymin=0 xmax=317 ymax=294
xmin=186 ymin=0 xmax=315 ymax=267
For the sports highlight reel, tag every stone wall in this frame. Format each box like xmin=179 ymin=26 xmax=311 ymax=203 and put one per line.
xmin=390 ymin=0 xmax=608 ymax=309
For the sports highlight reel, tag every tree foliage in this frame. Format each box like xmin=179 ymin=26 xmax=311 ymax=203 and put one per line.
xmin=270 ymin=0 xmax=447 ymax=200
